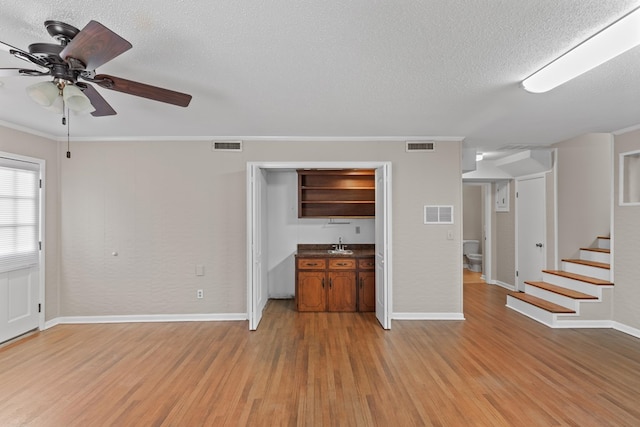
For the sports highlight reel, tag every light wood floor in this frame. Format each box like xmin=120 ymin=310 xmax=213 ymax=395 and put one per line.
xmin=2 ymin=282 xmax=640 ymax=426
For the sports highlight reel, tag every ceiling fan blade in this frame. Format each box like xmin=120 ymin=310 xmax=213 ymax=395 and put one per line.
xmin=94 ymin=74 xmax=192 ymax=107
xmin=1 ymin=40 xmax=49 ymax=68
xmin=0 ymin=68 xmax=49 ymax=77
xmin=0 ymin=40 xmax=26 ymax=54
xmin=76 ymin=82 xmax=117 ymax=116
xmin=60 ymin=20 xmax=132 ymax=70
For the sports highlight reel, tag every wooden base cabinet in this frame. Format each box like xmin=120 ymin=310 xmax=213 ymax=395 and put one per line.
xmin=358 ymin=270 xmax=376 ymax=312
xmin=296 ymin=256 xmax=374 ymax=312
xmin=328 ymin=271 xmax=357 ymax=312
xmin=357 ymin=257 xmax=375 ymax=312
xmin=297 ymin=271 xmax=327 ymax=311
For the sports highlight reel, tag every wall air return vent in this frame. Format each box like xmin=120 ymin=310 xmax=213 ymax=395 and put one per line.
xmin=406 ymin=141 xmax=435 ymax=152
xmin=424 ymin=205 xmax=454 ymax=224
xmin=212 ymin=140 xmax=243 ymax=151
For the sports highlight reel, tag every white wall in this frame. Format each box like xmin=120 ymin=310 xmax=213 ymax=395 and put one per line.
xmin=58 ymin=139 xmax=462 ymax=317
xmin=266 ymin=170 xmax=374 ymax=298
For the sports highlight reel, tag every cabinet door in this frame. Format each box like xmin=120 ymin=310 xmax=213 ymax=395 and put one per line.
xmin=358 ymin=271 xmax=376 ymax=312
xmin=327 ymin=271 xmax=356 ymax=312
xmin=297 ymin=271 xmax=326 ymax=312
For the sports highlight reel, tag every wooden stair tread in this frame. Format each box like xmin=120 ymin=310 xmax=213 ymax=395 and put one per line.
xmin=524 ymin=281 xmax=598 ymax=300
xmin=508 ymin=292 xmax=576 ymax=314
xmin=562 ymin=258 xmax=610 ymax=270
xmin=579 ymin=247 xmax=610 ymax=254
xmin=543 ymin=270 xmax=613 ymax=286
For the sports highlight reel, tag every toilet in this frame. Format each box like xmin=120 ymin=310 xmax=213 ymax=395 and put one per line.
xmin=463 ymin=240 xmax=483 ymax=273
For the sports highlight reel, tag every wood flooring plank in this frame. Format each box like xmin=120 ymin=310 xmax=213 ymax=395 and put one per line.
xmin=1 ymin=285 xmax=640 ymax=425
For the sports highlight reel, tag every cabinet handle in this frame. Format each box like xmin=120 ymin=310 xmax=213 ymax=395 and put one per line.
xmin=307 ymin=263 xmax=318 ymax=266
xmin=336 ymin=262 xmax=348 ymax=266
xmin=360 ymin=278 xmax=363 ymax=289
xmin=329 ymin=278 xmax=332 ymax=289
xmin=322 ymin=278 xmax=325 ymax=288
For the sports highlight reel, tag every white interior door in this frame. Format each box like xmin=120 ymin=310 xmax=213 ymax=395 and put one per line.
xmin=516 ymin=176 xmax=546 ymax=291
xmin=0 ymin=267 xmax=39 ymax=343
xmin=0 ymin=156 xmax=41 ymax=343
xmin=247 ymin=165 xmax=269 ymax=330
xmin=375 ymin=165 xmax=391 ymax=329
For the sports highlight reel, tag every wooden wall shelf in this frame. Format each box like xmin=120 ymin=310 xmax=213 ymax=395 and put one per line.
xmin=297 ymin=169 xmax=375 ymax=218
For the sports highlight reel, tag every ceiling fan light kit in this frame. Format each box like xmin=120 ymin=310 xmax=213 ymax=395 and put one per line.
xmin=25 ymin=80 xmax=59 ymax=106
xmin=62 ymin=84 xmax=94 ymax=113
xmin=1 ymin=19 xmax=192 ymax=117
xmin=522 ymin=6 xmax=640 ymax=93
xmin=26 ymin=80 xmax=95 ymax=114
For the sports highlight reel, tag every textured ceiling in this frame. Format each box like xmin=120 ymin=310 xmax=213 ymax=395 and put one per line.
xmin=0 ymin=0 xmax=639 ymax=156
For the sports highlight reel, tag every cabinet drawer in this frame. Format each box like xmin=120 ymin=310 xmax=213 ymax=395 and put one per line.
xmin=328 ymin=258 xmax=356 ymax=270
xmin=358 ymin=258 xmax=375 ymax=270
xmin=297 ymin=258 xmax=326 ymax=269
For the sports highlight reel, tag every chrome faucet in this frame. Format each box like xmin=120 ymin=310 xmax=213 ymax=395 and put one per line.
xmin=336 ymin=237 xmax=346 ymax=251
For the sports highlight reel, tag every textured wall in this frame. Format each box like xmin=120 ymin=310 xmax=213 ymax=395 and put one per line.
xmin=59 ymin=139 xmax=463 ymax=317
xmin=545 ymin=165 xmax=556 ymax=270
xmin=554 ymin=133 xmax=612 ymax=260
xmin=463 ymin=184 xmax=482 ymax=242
xmin=495 ymin=180 xmax=515 ymax=286
xmin=614 ymin=129 xmax=640 ymax=330
xmin=0 ymin=126 xmax=60 ymax=321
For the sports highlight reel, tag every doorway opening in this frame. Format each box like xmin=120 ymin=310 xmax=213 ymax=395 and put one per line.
xmin=462 ymin=182 xmax=492 ymax=284
xmin=247 ymin=161 xmax=392 ymax=331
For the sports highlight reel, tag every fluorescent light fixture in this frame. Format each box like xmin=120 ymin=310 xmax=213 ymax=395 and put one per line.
xmin=522 ymin=7 xmax=640 ymax=93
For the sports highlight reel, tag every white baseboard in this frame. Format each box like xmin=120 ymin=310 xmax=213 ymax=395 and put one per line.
xmin=613 ymin=321 xmax=640 ymax=339
xmin=552 ymin=320 xmax=613 ymax=329
xmin=393 ymin=312 xmax=465 ymax=321
xmin=494 ymin=280 xmax=516 ymax=291
xmin=44 ymin=313 xmax=247 ymax=329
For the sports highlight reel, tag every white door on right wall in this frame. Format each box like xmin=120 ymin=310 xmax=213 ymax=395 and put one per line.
xmin=516 ymin=176 xmax=546 ymax=291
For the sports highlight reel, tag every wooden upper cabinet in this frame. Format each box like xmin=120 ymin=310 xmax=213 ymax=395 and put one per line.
xmin=297 ymin=169 xmax=375 ymax=218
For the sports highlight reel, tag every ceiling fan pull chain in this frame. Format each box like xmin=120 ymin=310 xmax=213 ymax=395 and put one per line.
xmin=66 ymin=106 xmax=71 ymax=159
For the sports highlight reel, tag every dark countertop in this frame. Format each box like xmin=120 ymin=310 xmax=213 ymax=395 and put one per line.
xmin=296 ymin=244 xmax=375 ymax=258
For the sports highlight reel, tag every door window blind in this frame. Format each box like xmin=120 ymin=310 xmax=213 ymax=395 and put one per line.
xmin=0 ymin=158 xmax=40 ymax=273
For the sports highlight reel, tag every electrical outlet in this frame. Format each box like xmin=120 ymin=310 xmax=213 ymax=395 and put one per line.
xmin=197 ymin=289 xmax=204 ymax=299
xmin=355 ymin=226 xmax=361 ymax=234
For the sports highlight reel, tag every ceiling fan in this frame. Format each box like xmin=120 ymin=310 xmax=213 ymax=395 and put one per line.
xmin=0 ymin=20 xmax=192 ymax=116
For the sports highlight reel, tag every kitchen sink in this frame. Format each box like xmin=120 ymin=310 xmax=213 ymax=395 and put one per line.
xmin=327 ymin=249 xmax=353 ymax=255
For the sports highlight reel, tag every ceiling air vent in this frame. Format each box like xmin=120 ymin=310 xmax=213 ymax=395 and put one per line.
xmin=212 ymin=140 xmax=243 ymax=151
xmin=424 ymin=205 xmax=454 ymax=224
xmin=406 ymin=141 xmax=435 ymax=152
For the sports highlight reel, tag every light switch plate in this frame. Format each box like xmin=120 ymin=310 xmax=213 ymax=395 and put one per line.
xmin=196 ymin=265 xmax=205 ymax=276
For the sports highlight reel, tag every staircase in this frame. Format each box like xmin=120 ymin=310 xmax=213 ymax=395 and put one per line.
xmin=506 ymin=236 xmax=614 ymax=328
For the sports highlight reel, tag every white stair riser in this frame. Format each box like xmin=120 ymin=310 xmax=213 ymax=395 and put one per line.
xmin=524 ymin=284 xmax=579 ymax=311
xmin=597 ymin=238 xmax=610 ymax=250
xmin=579 ymin=250 xmax=610 ymax=264
xmin=541 ymin=272 xmax=604 ymax=296
xmin=506 ymin=296 xmax=556 ymax=327
xmin=562 ymin=261 xmax=610 ymax=281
